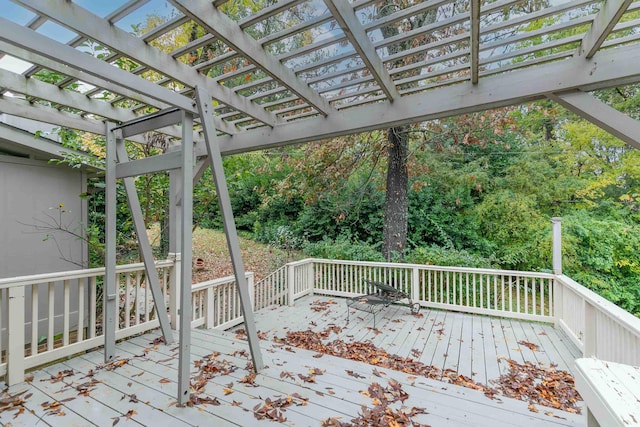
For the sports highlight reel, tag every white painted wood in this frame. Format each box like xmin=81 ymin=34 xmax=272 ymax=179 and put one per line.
xmin=213 ymin=42 xmax=640 ymax=154
xmin=577 ymin=0 xmax=634 ymax=58
xmin=7 ymin=286 xmax=25 ymax=385
xmin=574 ymin=358 xmax=640 ymax=427
xmin=548 ymin=91 xmax=640 ymax=150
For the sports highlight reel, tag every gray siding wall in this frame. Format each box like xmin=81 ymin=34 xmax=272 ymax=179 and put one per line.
xmin=0 ymin=155 xmax=87 ymax=277
xmin=0 ymin=155 xmax=88 ymax=347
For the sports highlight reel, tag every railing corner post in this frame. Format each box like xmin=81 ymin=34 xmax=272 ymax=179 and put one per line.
xmin=584 ymin=300 xmax=597 ymax=357
xmin=287 ymin=263 xmax=295 ymax=307
xmin=205 ymin=287 xmax=215 ymax=329
xmin=551 ymin=217 xmax=562 ymax=275
xmin=247 ymin=272 xmax=255 ymax=310
xmin=411 ymin=266 xmax=420 ymax=303
xmin=168 ymin=252 xmax=181 ymax=329
xmin=7 ymin=286 xmax=25 ymax=386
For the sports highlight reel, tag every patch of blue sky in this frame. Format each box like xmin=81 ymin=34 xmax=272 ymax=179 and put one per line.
xmin=0 ymin=0 xmax=36 ymax=25
xmin=113 ymin=0 xmax=181 ymax=34
xmin=73 ymin=0 xmax=129 ymax=18
xmin=35 ymin=20 xmax=78 ymax=44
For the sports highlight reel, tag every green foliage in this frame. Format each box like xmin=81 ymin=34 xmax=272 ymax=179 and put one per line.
xmin=302 ymin=237 xmax=385 ymax=262
xmin=562 ymin=211 xmax=640 ymax=315
xmin=407 ymin=245 xmax=496 ymax=268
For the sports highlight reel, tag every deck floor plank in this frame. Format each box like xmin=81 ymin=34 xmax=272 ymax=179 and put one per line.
xmin=1 ymin=295 xmax=584 ymax=427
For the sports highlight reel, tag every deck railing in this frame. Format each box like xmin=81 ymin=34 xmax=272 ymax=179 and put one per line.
xmin=191 ymin=273 xmax=254 ymax=330
xmin=2 ymin=256 xmax=639 ymax=387
xmin=555 ymin=274 xmax=640 ymax=366
xmin=261 ymin=258 xmax=640 ymax=366
xmin=0 ymin=260 xmax=174 ymax=381
xmin=310 ymin=259 xmax=555 ymax=322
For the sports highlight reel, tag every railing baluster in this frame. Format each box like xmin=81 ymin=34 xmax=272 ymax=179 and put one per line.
xmin=516 ymin=276 xmax=521 ymax=313
xmin=77 ymin=279 xmax=84 ymax=343
xmin=524 ymin=277 xmax=529 ymax=315
xmin=63 ymin=280 xmax=70 ymax=346
xmin=31 ymin=284 xmax=38 ymax=356
xmin=89 ymin=276 xmax=97 ymax=338
xmin=47 ymin=282 xmax=54 ymax=351
xmin=125 ymin=272 xmax=131 ymax=328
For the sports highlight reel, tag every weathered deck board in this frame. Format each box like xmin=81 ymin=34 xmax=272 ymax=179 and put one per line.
xmin=1 ymin=295 xmax=584 ymax=427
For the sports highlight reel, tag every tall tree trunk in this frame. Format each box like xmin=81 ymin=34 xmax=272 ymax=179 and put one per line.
xmin=382 ymin=127 xmax=409 ymax=260
xmin=378 ymin=1 xmax=435 ymax=261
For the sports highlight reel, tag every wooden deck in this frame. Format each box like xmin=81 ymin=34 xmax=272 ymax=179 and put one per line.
xmin=1 ymin=295 xmax=584 ymax=426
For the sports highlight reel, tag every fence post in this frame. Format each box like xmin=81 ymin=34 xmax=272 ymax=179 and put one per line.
xmin=7 ymin=286 xmax=25 ymax=386
xmin=247 ymin=273 xmax=255 ymax=310
xmin=584 ymin=300 xmax=596 ymax=357
xmin=205 ymin=288 xmax=215 ymax=329
xmin=411 ymin=266 xmax=420 ymax=304
xmin=553 ymin=277 xmax=563 ymax=328
xmin=287 ymin=263 xmax=295 ymax=306
xmin=551 ymin=217 xmax=562 ymax=275
xmin=168 ymin=253 xmax=181 ymax=329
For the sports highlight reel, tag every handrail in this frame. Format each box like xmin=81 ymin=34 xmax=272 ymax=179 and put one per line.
xmin=0 ymin=260 xmax=174 ymax=289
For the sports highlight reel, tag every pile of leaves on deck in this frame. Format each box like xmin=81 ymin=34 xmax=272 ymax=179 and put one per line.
xmin=275 ymin=326 xmax=582 ymax=416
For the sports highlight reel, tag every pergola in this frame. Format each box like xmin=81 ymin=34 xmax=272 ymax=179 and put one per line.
xmin=0 ymin=0 xmax=639 ymax=405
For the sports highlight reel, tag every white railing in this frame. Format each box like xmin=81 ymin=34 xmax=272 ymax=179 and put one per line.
xmin=191 ymin=273 xmax=254 ymax=331
xmin=256 ymin=258 xmax=640 ymax=366
xmin=3 ymin=256 xmax=639 ymax=388
xmin=555 ymin=275 xmax=640 ymax=366
xmin=0 ymin=260 xmax=174 ymax=382
xmin=311 ymin=259 xmax=555 ymax=322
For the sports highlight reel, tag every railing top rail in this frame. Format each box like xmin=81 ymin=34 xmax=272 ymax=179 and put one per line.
xmin=308 ymin=258 xmax=555 ymax=279
xmin=191 ymin=272 xmax=253 ymax=292
xmin=0 ymin=259 xmax=175 ymax=289
xmin=557 ymin=274 xmax=640 ymax=338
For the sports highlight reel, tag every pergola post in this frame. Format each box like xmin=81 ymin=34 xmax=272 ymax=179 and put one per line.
xmin=104 ymin=122 xmax=117 ymax=362
xmin=194 ymin=86 xmax=264 ymax=372
xmin=168 ymin=167 xmax=182 ymax=329
xmin=177 ymin=111 xmax=194 ymax=405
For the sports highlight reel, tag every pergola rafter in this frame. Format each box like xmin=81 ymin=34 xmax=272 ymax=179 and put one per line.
xmin=171 ymin=0 xmax=334 ymax=117
xmin=577 ymin=0 xmax=635 ymax=58
xmin=14 ymin=0 xmax=275 ymax=128
xmin=324 ymin=0 xmax=400 ymax=101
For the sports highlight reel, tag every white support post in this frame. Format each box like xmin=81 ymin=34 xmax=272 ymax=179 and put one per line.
xmin=411 ymin=266 xmax=420 ymax=305
xmin=552 ymin=217 xmax=562 ymax=275
xmin=307 ymin=261 xmax=315 ymax=295
xmin=169 ymin=166 xmax=182 ymax=329
xmin=553 ymin=278 xmax=563 ymax=328
xmin=104 ymin=122 xmax=117 ymax=362
xmin=7 ymin=286 xmax=25 ymax=386
xmin=205 ymin=288 xmax=215 ymax=329
xmin=168 ymin=252 xmax=181 ymax=329
xmin=288 ymin=263 xmax=295 ymax=307
xmin=177 ymin=111 xmax=194 ymax=405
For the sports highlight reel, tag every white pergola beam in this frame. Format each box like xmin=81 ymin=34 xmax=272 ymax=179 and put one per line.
xmin=470 ymin=0 xmax=481 ymax=84
xmin=14 ymin=0 xmax=273 ymax=129
xmin=0 ymin=17 xmax=196 ymax=114
xmin=211 ymin=42 xmax=640 ymax=154
xmin=115 ymin=151 xmax=182 ymax=179
xmin=0 ymin=96 xmax=104 ymax=135
xmin=323 ymin=0 xmax=399 ymax=100
xmin=578 ymin=0 xmax=634 ymax=58
xmin=548 ymin=90 xmax=640 ymax=149
xmin=170 ymin=0 xmax=334 ymax=116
